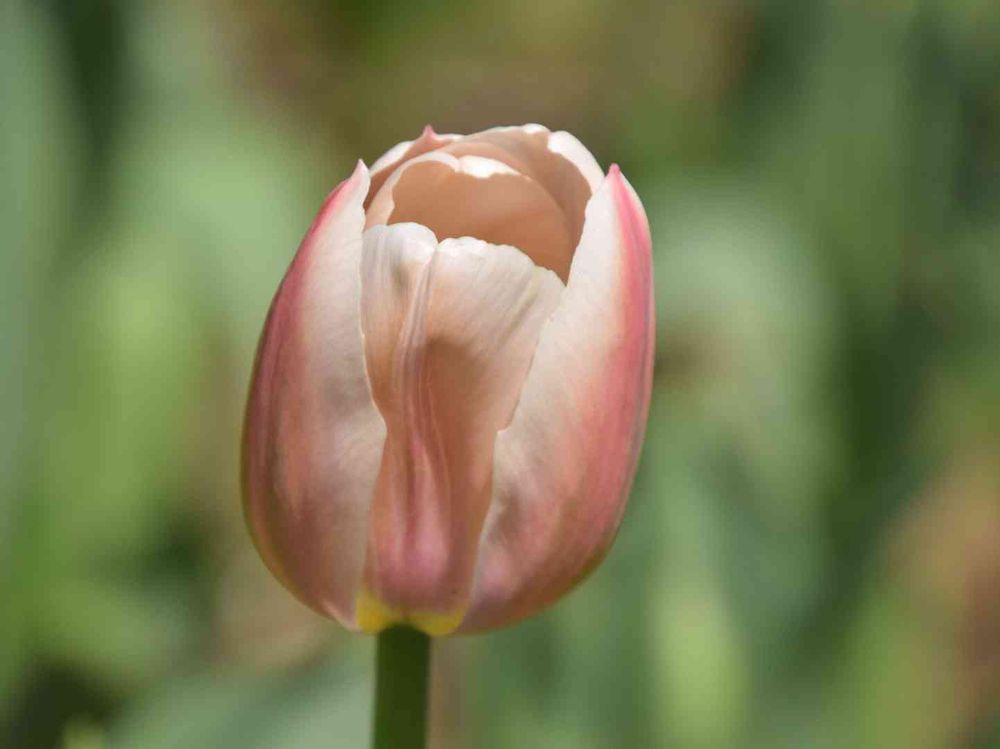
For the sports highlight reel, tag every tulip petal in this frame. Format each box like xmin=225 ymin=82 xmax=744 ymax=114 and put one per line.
xmin=462 ymin=166 xmax=654 ymax=632
xmin=444 ymin=125 xmax=601 ymax=247
xmin=546 ymin=129 xmax=605 ymax=192
xmin=242 ymin=161 xmax=386 ymax=628
xmin=356 ymin=227 xmax=563 ymax=634
xmin=365 ymin=151 xmax=576 ymax=281
xmin=367 ymin=125 xmax=460 ymax=207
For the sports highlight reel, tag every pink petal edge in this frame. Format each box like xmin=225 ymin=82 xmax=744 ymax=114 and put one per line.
xmin=242 ymin=161 xmax=386 ymax=629
xmin=460 ymin=164 xmax=654 ymax=633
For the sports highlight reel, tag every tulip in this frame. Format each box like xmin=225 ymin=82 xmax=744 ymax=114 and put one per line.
xmin=242 ymin=124 xmax=654 ymax=638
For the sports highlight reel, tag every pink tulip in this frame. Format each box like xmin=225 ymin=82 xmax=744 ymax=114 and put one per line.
xmin=242 ymin=124 xmax=654 ymax=635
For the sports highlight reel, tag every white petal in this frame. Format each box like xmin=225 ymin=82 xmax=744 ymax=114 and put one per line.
xmin=356 ymin=227 xmax=564 ymax=633
xmin=548 ymin=130 xmax=604 ymax=193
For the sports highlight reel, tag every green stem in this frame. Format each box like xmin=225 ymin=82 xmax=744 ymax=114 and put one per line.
xmin=372 ymin=627 xmax=431 ymax=749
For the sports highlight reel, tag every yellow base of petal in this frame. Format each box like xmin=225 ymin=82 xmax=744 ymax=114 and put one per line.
xmin=355 ymin=588 xmax=465 ymax=636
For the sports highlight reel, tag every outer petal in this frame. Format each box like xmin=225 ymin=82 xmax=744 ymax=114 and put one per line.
xmin=242 ymin=161 xmax=386 ymax=628
xmin=356 ymin=227 xmax=564 ymax=635
xmin=461 ymin=166 xmax=654 ymax=632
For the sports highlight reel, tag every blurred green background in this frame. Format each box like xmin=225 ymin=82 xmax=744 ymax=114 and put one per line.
xmin=3 ymin=0 xmax=1000 ymax=746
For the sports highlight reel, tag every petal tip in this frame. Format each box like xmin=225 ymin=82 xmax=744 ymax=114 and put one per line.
xmin=605 ymin=165 xmax=650 ymax=251
xmin=312 ymin=160 xmax=371 ymax=232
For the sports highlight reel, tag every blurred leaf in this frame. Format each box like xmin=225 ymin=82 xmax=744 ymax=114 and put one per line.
xmin=0 ymin=0 xmax=81 ymax=714
xmin=109 ymin=655 xmax=371 ymax=749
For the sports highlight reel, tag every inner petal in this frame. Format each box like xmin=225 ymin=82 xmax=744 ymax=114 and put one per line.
xmin=367 ymin=154 xmax=576 ymax=282
xmin=441 ymin=127 xmax=601 ymax=249
xmin=357 ymin=224 xmax=563 ymax=632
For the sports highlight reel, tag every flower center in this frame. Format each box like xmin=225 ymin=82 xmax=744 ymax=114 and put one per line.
xmin=365 ymin=153 xmax=577 ymax=282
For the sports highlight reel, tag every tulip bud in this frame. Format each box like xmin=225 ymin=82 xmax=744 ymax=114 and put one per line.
xmin=243 ymin=125 xmax=654 ymax=635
